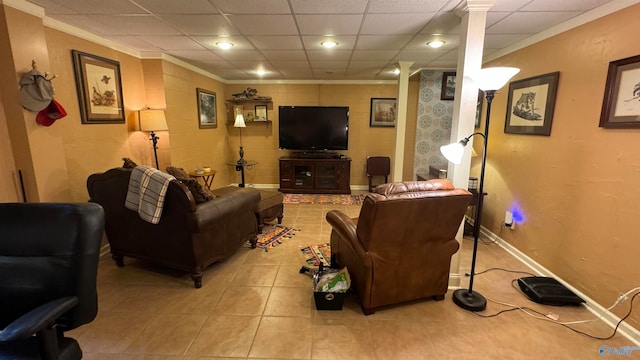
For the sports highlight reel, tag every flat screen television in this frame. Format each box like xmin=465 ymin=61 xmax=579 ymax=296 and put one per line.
xmin=278 ymin=106 xmax=349 ymax=151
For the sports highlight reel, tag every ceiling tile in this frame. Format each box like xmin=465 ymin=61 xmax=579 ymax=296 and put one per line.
xmin=360 ymin=13 xmax=435 ymax=35
xmin=296 ymin=15 xmax=363 ymax=35
xmin=247 ymin=36 xmax=303 ymax=50
xmin=487 ymin=12 xmax=582 ymax=34
xmin=302 ymin=36 xmax=356 ymax=50
xmin=260 ymin=51 xmax=308 ymax=61
xmin=90 ymin=15 xmax=182 ymax=36
xmin=394 ymin=49 xmax=444 ymax=61
xmin=350 ymin=50 xmax=399 ymax=60
xmin=489 ymin=0 xmax=532 ymax=11
xmin=306 ymin=50 xmax=352 ymax=61
xmin=367 ymin=0 xmax=451 ymax=13
xmin=423 ymin=59 xmax=457 ymax=68
xmin=29 ymin=0 xmax=76 ymax=15
xmin=520 ymin=0 xmax=611 ymax=11
xmin=348 ymin=60 xmax=390 ymax=69
xmin=279 ymin=70 xmax=315 ymax=79
xmin=229 ymin=15 xmax=298 ymax=35
xmin=50 ymin=0 xmax=145 ymax=14
xmin=420 ymin=11 xmax=461 ymax=34
xmin=51 ymin=14 xmax=113 ymax=36
xmin=159 ymin=15 xmax=239 ymax=36
xmin=307 ymin=60 xmax=347 ymax=70
xmin=266 ymin=60 xmax=311 ymax=69
xmin=355 ymin=35 xmax=413 ymax=50
xmin=484 ymin=34 xmax=530 ymax=49
xmin=133 ymin=0 xmax=218 ymax=14
xmin=291 ymin=0 xmax=367 ymax=13
xmin=211 ymin=0 xmax=291 ymax=14
xmin=216 ymin=50 xmax=265 ymax=61
xmin=166 ymin=50 xmax=225 ymax=62
xmin=136 ymin=36 xmax=205 ymax=51
xmin=192 ymin=36 xmax=256 ymax=51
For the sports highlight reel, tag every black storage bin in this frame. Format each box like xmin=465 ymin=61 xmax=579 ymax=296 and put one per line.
xmin=314 ymin=290 xmax=345 ymax=310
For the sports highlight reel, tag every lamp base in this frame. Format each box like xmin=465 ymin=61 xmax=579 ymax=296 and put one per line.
xmin=452 ymin=288 xmax=487 ymax=312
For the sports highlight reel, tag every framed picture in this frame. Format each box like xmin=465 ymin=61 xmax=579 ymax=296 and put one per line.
xmin=475 ymin=90 xmax=484 ymax=128
xmin=71 ymin=50 xmax=125 ymax=124
xmin=255 ymin=104 xmax=268 ymax=121
xmin=504 ymin=71 xmax=560 ymax=136
xmin=370 ymin=98 xmax=396 ymax=127
xmin=441 ymin=71 xmax=456 ymax=100
xmin=599 ymin=54 xmax=640 ymax=128
xmin=197 ymin=88 xmax=217 ymax=128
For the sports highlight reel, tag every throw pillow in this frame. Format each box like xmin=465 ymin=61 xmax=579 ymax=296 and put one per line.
xmin=181 ymin=178 xmax=215 ymax=204
xmin=166 ymin=166 xmax=190 ymax=180
xmin=122 ymin=157 xmax=137 ymax=169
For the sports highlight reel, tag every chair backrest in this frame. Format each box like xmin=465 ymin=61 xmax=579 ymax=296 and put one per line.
xmin=366 ymin=156 xmax=390 ymax=177
xmin=356 ymin=180 xmax=471 ymax=254
xmin=0 ymin=203 xmax=104 ymax=331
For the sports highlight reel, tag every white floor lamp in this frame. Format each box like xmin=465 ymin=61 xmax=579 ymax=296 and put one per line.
xmin=440 ymin=67 xmax=520 ymax=312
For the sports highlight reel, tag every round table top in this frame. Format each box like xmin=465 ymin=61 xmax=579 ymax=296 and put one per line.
xmin=189 ymin=169 xmax=217 ymax=177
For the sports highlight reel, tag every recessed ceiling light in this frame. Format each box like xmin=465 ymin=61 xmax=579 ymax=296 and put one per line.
xmin=392 ymin=69 xmax=400 ymax=75
xmin=320 ymin=40 xmax=338 ymax=48
xmin=255 ymin=69 xmax=267 ymax=76
xmin=216 ymin=41 xmax=234 ymax=50
xmin=427 ymin=40 xmax=445 ymax=48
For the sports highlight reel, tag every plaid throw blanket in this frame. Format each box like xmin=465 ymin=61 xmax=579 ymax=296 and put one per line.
xmin=125 ymin=165 xmax=175 ymax=224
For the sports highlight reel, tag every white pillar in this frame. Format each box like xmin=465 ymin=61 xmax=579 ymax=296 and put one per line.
xmin=392 ymin=61 xmax=413 ymax=181
xmin=448 ymin=0 xmax=494 ymax=288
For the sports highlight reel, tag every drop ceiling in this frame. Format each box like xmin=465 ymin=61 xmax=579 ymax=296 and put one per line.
xmin=23 ymin=0 xmax=628 ymax=81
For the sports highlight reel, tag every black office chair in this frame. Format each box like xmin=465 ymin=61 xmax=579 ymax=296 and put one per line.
xmin=366 ymin=156 xmax=391 ymax=192
xmin=0 ymin=203 xmax=104 ymax=360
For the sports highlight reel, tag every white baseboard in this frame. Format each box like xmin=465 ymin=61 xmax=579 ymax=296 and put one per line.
xmin=478 ymin=224 xmax=640 ymax=346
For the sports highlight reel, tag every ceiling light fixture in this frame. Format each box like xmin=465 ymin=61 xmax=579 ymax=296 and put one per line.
xmin=320 ymin=40 xmax=338 ymax=48
xmin=427 ymin=40 xmax=445 ymax=48
xmin=216 ymin=41 xmax=234 ymax=50
xmin=392 ymin=69 xmax=400 ymax=75
xmin=255 ymin=69 xmax=267 ymax=76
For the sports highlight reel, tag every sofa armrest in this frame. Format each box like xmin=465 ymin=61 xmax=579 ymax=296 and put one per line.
xmin=326 ymin=210 xmax=366 ymax=256
xmin=191 ymin=188 xmax=260 ymax=232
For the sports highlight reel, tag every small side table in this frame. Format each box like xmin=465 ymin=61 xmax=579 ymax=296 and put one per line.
xmin=227 ymin=160 xmax=257 ymax=187
xmin=189 ymin=170 xmax=217 ymax=190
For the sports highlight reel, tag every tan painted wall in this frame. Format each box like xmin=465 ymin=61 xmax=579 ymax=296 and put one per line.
xmin=479 ymin=4 xmax=640 ymax=329
xmin=160 ymin=61 xmax=230 ymax=188
xmin=226 ymin=83 xmax=398 ymax=187
xmin=44 ymin=28 xmax=147 ymax=202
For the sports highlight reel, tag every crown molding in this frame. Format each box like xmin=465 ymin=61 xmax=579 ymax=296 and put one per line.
xmin=140 ymin=51 xmax=228 ymax=83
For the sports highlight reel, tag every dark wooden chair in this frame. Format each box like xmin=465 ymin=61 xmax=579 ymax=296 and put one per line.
xmin=366 ymin=156 xmax=390 ymax=192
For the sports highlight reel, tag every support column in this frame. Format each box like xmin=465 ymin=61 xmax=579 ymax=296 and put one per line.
xmin=392 ymin=60 xmax=413 ymax=181
xmin=448 ymin=0 xmax=494 ymax=288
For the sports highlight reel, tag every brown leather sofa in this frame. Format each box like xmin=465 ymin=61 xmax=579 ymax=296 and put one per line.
xmin=87 ymin=167 xmax=260 ymax=288
xmin=326 ymin=179 xmax=472 ymax=314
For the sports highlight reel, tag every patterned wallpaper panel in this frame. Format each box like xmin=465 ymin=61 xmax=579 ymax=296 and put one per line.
xmin=414 ymin=70 xmax=455 ymax=179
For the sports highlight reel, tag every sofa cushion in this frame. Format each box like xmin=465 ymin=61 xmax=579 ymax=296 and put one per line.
xmin=181 ymin=178 xmax=215 ymax=204
xmin=122 ymin=157 xmax=138 ymax=169
xmin=166 ymin=166 xmax=190 ymax=180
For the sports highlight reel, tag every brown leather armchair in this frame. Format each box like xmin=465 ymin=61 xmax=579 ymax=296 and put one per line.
xmin=326 ymin=179 xmax=471 ymax=315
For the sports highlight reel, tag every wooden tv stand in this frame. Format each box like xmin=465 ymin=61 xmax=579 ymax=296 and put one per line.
xmin=279 ymin=156 xmax=351 ymax=194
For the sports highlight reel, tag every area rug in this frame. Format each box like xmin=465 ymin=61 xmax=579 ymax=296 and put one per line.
xmin=283 ymin=194 xmax=366 ymax=205
xmin=256 ymin=225 xmax=298 ymax=252
xmin=300 ymin=243 xmax=331 ymax=266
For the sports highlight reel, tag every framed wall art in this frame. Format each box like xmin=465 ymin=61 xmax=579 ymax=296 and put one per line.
xmin=197 ymin=88 xmax=217 ymax=129
xmin=504 ymin=71 xmax=560 ymax=136
xmin=255 ymin=104 xmax=268 ymax=121
xmin=71 ymin=50 xmax=125 ymax=124
xmin=370 ymin=98 xmax=396 ymax=127
xmin=441 ymin=71 xmax=456 ymax=100
xmin=599 ymin=54 xmax=640 ymax=128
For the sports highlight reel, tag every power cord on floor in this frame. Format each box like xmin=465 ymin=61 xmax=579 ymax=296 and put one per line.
xmin=464 ymin=267 xmax=537 ymax=277
xmin=474 ymin=280 xmax=640 ymax=340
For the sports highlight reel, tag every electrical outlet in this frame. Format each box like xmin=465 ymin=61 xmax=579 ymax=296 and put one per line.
xmin=505 ymin=210 xmax=514 ymax=229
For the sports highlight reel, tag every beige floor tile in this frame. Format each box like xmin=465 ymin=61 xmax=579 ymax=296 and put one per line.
xmin=249 ymin=316 xmax=312 ymax=359
xmin=368 ymin=319 xmax=435 ymax=360
xmin=124 ymin=314 xmax=207 ymax=355
xmin=264 ymin=287 xmax=314 ymax=317
xmin=231 ymin=264 xmax=279 ymax=287
xmin=214 ymin=286 xmax=271 ymax=316
xmin=76 ymin=311 xmax=157 ymax=354
xmin=108 ymin=285 xmax=186 ymax=314
xmin=187 ymin=315 xmax=260 ymax=357
xmin=311 ymin=318 xmax=375 ymax=360
xmin=275 ymin=264 xmax=315 ymax=287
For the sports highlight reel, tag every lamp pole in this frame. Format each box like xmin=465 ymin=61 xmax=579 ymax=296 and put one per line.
xmin=150 ymin=130 xmax=160 ymax=169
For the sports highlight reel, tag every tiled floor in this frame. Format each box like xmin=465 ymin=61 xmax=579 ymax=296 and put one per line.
xmin=71 ymin=201 xmax=633 ymax=359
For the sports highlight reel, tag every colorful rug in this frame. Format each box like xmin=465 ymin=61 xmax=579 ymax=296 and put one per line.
xmin=283 ymin=194 xmax=365 ymax=205
xmin=300 ymin=243 xmax=331 ymax=266
xmin=256 ymin=225 xmax=298 ymax=252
